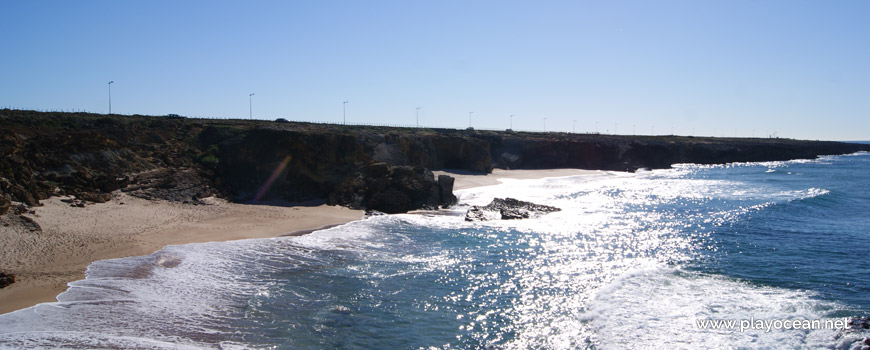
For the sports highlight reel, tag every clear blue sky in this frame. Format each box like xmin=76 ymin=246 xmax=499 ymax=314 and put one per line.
xmin=2 ymin=1 xmax=868 ymax=140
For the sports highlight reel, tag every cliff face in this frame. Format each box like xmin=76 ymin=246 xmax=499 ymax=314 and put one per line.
xmin=1 ymin=110 xmax=867 ymax=214
xmin=481 ymin=133 xmax=867 ymax=171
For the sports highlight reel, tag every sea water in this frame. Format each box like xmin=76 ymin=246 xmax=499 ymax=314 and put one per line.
xmin=1 ymin=152 xmax=869 ymax=349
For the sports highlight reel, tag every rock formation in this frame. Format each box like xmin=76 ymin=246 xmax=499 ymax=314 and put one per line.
xmin=465 ymin=197 xmax=561 ymax=221
xmin=328 ymin=163 xmax=456 ymax=213
xmin=1 ymin=109 xmax=868 ymax=214
xmin=0 ymin=271 xmax=14 ymax=289
xmin=0 ymin=189 xmax=10 ymax=215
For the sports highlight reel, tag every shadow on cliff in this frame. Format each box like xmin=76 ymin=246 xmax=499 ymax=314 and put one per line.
xmin=1 ymin=109 xmax=868 ymax=216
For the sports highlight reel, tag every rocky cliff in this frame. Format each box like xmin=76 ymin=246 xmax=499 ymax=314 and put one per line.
xmin=1 ymin=109 xmax=867 ymax=214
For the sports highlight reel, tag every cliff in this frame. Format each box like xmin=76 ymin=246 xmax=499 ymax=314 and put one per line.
xmin=1 ymin=109 xmax=867 ymax=214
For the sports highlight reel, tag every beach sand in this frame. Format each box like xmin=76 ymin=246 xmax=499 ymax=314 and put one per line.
xmin=0 ymin=168 xmax=597 ymax=314
xmin=0 ymin=193 xmax=364 ymax=314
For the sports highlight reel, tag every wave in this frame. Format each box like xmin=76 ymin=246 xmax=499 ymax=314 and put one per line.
xmin=1 ymin=154 xmax=867 ymax=348
xmin=584 ymin=267 xmax=869 ymax=349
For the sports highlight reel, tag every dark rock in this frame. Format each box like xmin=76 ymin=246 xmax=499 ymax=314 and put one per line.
xmin=77 ymin=191 xmax=112 ymax=203
xmin=1 ymin=109 xmax=868 ymax=216
xmin=0 ymin=191 xmax=10 ymax=215
xmin=6 ymin=213 xmax=42 ymax=231
xmin=329 ymin=164 xmax=450 ymax=213
xmin=437 ymin=175 xmax=458 ymax=208
xmin=0 ymin=271 xmax=14 ymax=289
xmin=465 ymin=197 xmax=561 ymax=221
xmin=484 ymin=132 xmax=870 ymax=172
xmin=500 ymin=207 xmax=531 ymax=220
xmin=368 ymin=187 xmax=412 ymax=214
xmin=123 ymin=168 xmax=213 ymax=203
xmin=9 ymin=204 xmax=28 ymax=216
xmin=61 ymin=197 xmax=88 ymax=207
xmin=848 ymin=316 xmax=870 ymax=330
xmin=9 ymin=183 xmax=38 ymax=207
xmin=465 ymin=206 xmax=494 ymax=221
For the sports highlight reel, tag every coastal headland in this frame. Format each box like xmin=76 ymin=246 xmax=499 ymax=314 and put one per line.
xmin=2 ymin=109 xmax=866 ymax=214
xmin=1 ymin=109 xmax=868 ymax=312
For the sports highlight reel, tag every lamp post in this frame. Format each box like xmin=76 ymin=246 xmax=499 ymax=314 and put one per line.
xmin=343 ymin=101 xmax=348 ymax=125
xmin=510 ymin=115 xmax=514 ymax=129
xmin=543 ymin=117 xmax=548 ymax=132
xmin=108 ymin=81 xmax=114 ymax=114
xmin=249 ymin=93 xmax=255 ymax=119
xmin=595 ymin=121 xmax=599 ymax=134
xmin=468 ymin=111 xmax=474 ymax=128
xmin=416 ymin=107 xmax=421 ymax=127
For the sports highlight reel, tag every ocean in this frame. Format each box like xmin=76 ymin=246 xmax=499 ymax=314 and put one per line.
xmin=1 ymin=152 xmax=869 ymax=349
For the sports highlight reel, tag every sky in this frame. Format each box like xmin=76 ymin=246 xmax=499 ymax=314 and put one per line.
xmin=1 ymin=1 xmax=868 ymax=140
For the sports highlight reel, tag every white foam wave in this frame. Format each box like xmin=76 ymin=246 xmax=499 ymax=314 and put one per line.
xmin=1 ymin=155 xmax=863 ymax=349
xmin=584 ymin=268 xmax=868 ymax=349
xmin=0 ymin=332 xmax=209 ymax=349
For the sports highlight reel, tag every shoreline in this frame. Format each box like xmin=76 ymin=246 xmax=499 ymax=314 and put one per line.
xmin=0 ymin=193 xmax=364 ymax=314
xmin=436 ymin=168 xmax=602 ymax=190
xmin=0 ymin=168 xmax=596 ymax=315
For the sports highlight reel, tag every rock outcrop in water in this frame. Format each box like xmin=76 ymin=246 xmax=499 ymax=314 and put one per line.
xmin=465 ymin=197 xmax=561 ymax=221
xmin=1 ymin=109 xmax=868 ymax=214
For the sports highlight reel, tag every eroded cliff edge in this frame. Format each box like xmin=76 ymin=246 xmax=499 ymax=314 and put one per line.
xmin=2 ymin=109 xmax=868 ymax=215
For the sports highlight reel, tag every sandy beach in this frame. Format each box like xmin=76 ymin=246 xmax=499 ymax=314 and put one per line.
xmin=0 ymin=168 xmax=596 ymax=314
xmin=0 ymin=193 xmax=363 ymax=314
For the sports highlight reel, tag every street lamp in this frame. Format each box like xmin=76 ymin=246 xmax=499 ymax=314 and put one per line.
xmin=249 ymin=93 xmax=255 ymax=119
xmin=543 ymin=117 xmax=548 ymax=132
xmin=416 ymin=107 xmax=421 ymax=127
xmin=468 ymin=111 xmax=474 ymax=128
xmin=343 ymin=101 xmax=349 ymax=125
xmin=510 ymin=115 xmax=514 ymax=129
xmin=108 ymin=81 xmax=114 ymax=114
